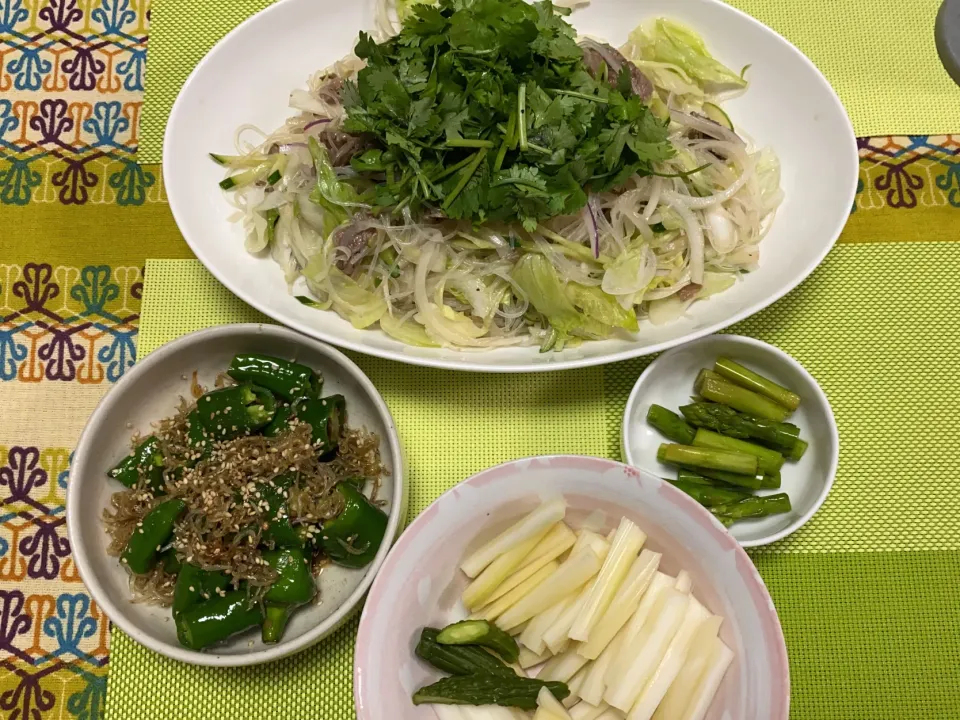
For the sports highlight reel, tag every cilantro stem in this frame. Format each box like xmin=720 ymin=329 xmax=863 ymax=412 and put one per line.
xmin=537 ymin=225 xmax=608 ymax=264
xmin=442 ymin=148 xmax=488 ymax=210
xmin=650 ymin=162 xmax=713 ymax=179
xmin=517 ymin=85 xmax=528 ymax=151
xmin=431 ymin=152 xmax=478 ymax=183
xmin=525 ymin=142 xmax=551 ymax=154
xmin=548 ymin=88 xmax=608 ymax=104
xmin=445 ymin=138 xmax=495 ymax=148
xmin=494 ymin=110 xmax=517 ymax=172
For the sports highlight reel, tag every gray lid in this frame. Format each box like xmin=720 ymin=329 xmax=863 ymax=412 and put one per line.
xmin=938 ymin=0 xmax=960 ymax=85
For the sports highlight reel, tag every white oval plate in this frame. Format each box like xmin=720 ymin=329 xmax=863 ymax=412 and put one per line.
xmin=164 ymin=0 xmax=857 ymax=373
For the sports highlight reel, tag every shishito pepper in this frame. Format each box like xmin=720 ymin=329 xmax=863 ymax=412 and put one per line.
xmin=227 ymin=353 xmax=322 ymax=400
xmin=320 ymin=482 xmax=388 ymax=569
xmin=259 ymin=547 xmax=315 ymax=644
xmin=262 ymin=547 xmax=315 ymax=605
xmin=109 ymin=436 xmax=166 ymax=494
xmin=293 ymin=394 xmax=345 ymax=453
xmin=196 ymin=385 xmax=276 ymax=441
xmin=175 ymin=588 xmax=263 ymax=650
xmin=121 ymin=499 xmax=186 ymax=574
xmin=172 ymin=564 xmax=231 ymax=617
xmin=260 ymin=474 xmax=303 ymax=549
xmin=262 ymin=398 xmax=303 ymax=438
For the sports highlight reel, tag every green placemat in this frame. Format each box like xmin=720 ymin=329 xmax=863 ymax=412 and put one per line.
xmin=106 ymin=243 xmax=960 ymax=718
xmin=139 ymin=0 xmax=960 ymax=163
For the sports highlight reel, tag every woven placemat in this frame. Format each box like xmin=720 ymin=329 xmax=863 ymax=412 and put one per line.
xmin=138 ymin=0 xmax=960 ymax=163
xmin=105 ymin=244 xmax=960 ymax=718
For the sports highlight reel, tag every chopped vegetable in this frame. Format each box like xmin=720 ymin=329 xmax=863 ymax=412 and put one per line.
xmin=657 ymin=443 xmax=759 ymax=476
xmin=679 ymin=402 xmax=799 ymax=451
xmin=709 ymin=493 xmax=792 ymax=521
xmin=462 ymin=498 xmax=567 ymax=578
xmin=474 ymin=561 xmax=562 ymax=623
xmin=646 ymin=405 xmax=697 ymax=445
xmin=691 ymin=428 xmax=784 ymax=474
xmin=483 ymin=524 xmax=577 ymax=607
xmin=714 ymin=357 xmax=801 ymax=411
xmin=464 ymin=530 xmax=553 ymax=610
xmin=417 ymin=627 xmax=517 ymax=677
xmin=412 ymin=674 xmax=570 ymax=710
xmin=695 ymin=370 xmax=792 ymax=422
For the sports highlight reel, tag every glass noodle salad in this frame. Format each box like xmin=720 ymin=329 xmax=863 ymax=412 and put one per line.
xmin=213 ymin=0 xmax=782 ymax=352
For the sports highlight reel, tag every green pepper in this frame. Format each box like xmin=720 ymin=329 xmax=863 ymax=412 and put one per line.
xmin=262 ymin=547 xmax=315 ymax=605
xmin=121 ymin=499 xmax=186 ymax=574
xmin=262 ymin=397 xmax=306 ymax=438
xmin=262 ymin=603 xmax=293 ymax=644
xmin=320 ymin=482 xmax=388 ymax=569
xmin=196 ymin=385 xmax=276 ymax=441
xmin=227 ymin=353 xmax=322 ymax=400
xmin=109 ymin=436 xmax=166 ymax=494
xmin=293 ymin=394 xmax=345 ymax=453
xmin=172 ymin=564 xmax=231 ymax=617
xmin=184 ymin=409 xmax=212 ymax=464
xmin=261 ymin=474 xmax=303 ymax=549
xmin=175 ymin=588 xmax=263 ymax=650
xmin=160 ymin=547 xmax=182 ymax=575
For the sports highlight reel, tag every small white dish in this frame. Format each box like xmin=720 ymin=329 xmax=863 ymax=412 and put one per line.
xmin=66 ymin=324 xmax=405 ymax=666
xmin=353 ymin=456 xmax=789 ymax=720
xmin=621 ymin=334 xmax=838 ymax=547
xmin=163 ymin=0 xmax=857 ymax=372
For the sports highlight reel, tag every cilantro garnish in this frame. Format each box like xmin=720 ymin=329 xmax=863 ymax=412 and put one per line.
xmin=343 ymin=0 xmax=674 ymax=230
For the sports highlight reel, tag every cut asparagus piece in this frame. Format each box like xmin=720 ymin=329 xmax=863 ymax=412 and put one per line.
xmin=691 ymin=428 xmax=785 ymax=474
xmin=657 ymin=444 xmax=759 ymax=476
xmin=786 ymin=438 xmax=809 ymax=461
xmin=710 ymin=493 xmax=792 ymax=521
xmin=679 ymin=401 xmax=800 ymax=450
xmin=646 ymin=405 xmax=696 ymax=445
xmin=464 ymin=530 xmax=550 ymax=610
xmin=668 ymin=480 xmax=752 ymax=508
xmin=606 ymin=572 xmax=675 ymax=688
xmin=474 ymin=561 xmax=561 ymax=622
xmin=679 ymin=638 xmax=734 ymax=720
xmin=760 ymin=471 xmax=782 ymax=489
xmin=652 ymin=616 xmax=722 ymax=720
xmin=538 ymin=647 xmax=590 ymax=683
xmin=484 ymin=524 xmax=577 ymax=608
xmin=678 ymin=465 xmax=764 ymax=490
xmin=569 ymin=702 xmax=611 ymax=720
xmin=694 ymin=372 xmax=792 ymax=422
xmin=714 ymin=357 xmax=801 ymax=411
xmin=522 ymin=596 xmax=577 ymax=655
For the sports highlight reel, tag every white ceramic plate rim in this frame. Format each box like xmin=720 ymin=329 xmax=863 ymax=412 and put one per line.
xmin=621 ymin=334 xmax=839 ymax=546
xmin=65 ymin=324 xmax=405 ymax=666
xmin=162 ymin=0 xmax=858 ymax=373
xmin=353 ymin=455 xmax=790 ymax=716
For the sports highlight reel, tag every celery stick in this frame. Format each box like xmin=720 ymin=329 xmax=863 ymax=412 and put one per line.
xmin=464 ymin=529 xmax=551 ymax=610
xmin=578 ymin=550 xmax=661 ymax=660
xmin=522 ymin=595 xmax=576 ymax=654
xmin=652 ymin=616 xmax=722 ymax=720
xmin=462 ymin=498 xmax=567 ymax=578
xmin=474 ymin=561 xmax=560 ymax=622
xmin=604 ymin=589 xmax=689 ymax=712
xmin=538 ymin=647 xmax=590 ymax=684
xmin=496 ymin=547 xmax=604 ymax=632
xmin=627 ymin=599 xmax=711 ymax=720
xmin=569 ymin=519 xmax=646 ymax=642
xmin=679 ymin=639 xmax=734 ymax=720
xmin=606 ymin=572 xmax=674 ymax=689
xmin=484 ymin=524 xmax=577 ymax=607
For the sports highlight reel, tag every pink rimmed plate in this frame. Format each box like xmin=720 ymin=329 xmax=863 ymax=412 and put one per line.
xmin=354 ymin=455 xmax=788 ymax=719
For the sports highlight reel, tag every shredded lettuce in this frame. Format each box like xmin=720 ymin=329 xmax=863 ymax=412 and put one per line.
xmin=601 ymin=243 xmax=657 ymax=296
xmin=567 ymin=283 xmax=639 ymax=332
xmin=307 ymin=138 xmax=361 ymax=236
xmin=512 ymin=254 xmax=583 ymax=335
xmin=325 ymin=267 xmax=386 ymax=328
xmin=379 ymin=312 xmax=440 ymax=346
xmin=628 ymin=19 xmax=747 ymax=96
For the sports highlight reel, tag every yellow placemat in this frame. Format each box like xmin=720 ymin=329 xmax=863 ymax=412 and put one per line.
xmin=138 ymin=0 xmax=960 ymax=163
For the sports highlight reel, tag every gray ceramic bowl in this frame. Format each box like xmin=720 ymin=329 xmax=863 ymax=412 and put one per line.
xmin=66 ymin=324 xmax=404 ymax=666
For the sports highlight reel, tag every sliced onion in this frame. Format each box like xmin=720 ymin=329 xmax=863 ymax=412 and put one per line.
xmin=670 ymin=110 xmax=745 ymax=147
xmin=660 ymin=192 xmax=704 ymax=284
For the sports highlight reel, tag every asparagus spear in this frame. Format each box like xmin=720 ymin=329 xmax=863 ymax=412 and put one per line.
xmin=710 ymin=493 xmax=792 ymax=521
xmin=761 ymin=471 xmax=782 ymax=489
xmin=680 ymin=466 xmax=764 ymax=490
xmin=668 ymin=479 xmax=752 ymax=508
xmin=657 ymin=444 xmax=759 ymax=476
xmin=647 ymin=405 xmax=697 ymax=444
xmin=786 ymin=438 xmax=809 ymax=461
xmin=691 ymin=429 xmax=785 ymax=474
xmin=679 ymin=402 xmax=800 ymax=451
xmin=714 ymin=357 xmax=801 ymax=411
xmin=695 ymin=371 xmax=792 ymax=422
